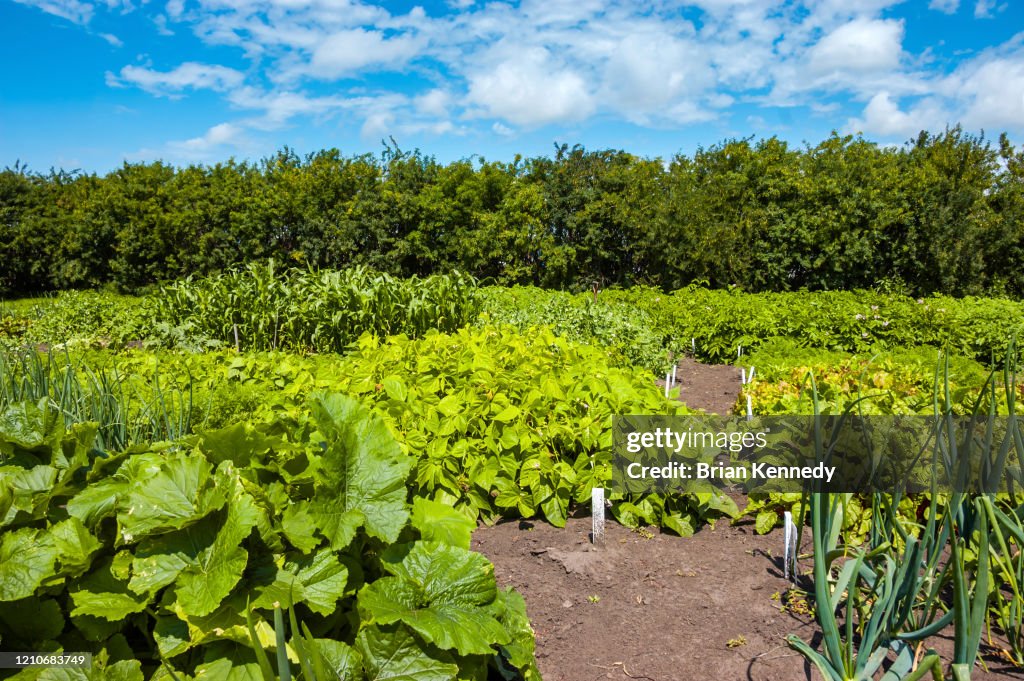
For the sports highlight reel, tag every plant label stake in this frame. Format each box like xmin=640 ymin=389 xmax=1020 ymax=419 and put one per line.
xmin=233 ymin=324 xmax=240 ymax=352
xmin=741 ymin=368 xmax=747 ymax=385
xmin=748 ymin=366 xmax=755 ymax=383
xmin=746 ymin=394 xmax=753 ymax=421
xmin=672 ymin=364 xmax=678 ymax=387
xmin=783 ymin=510 xmax=797 ymax=582
xmin=591 ymin=487 xmax=605 ymax=545
xmin=665 ymin=372 xmax=671 ymax=398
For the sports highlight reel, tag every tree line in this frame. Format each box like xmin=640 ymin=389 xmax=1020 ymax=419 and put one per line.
xmin=2 ymin=127 xmax=1023 ymax=298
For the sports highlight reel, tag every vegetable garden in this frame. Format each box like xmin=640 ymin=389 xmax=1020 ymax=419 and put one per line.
xmin=1 ymin=264 xmax=1023 ymax=680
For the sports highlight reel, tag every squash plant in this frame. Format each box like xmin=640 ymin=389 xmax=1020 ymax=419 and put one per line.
xmin=0 ymin=393 xmax=539 ymax=680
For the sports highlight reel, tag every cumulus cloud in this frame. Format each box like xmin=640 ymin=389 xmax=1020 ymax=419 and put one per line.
xmin=307 ymin=28 xmax=422 ymax=78
xmin=107 ymin=62 xmax=246 ymax=96
xmin=465 ymin=46 xmax=595 ymax=128
xmin=74 ymin=0 xmax=1024 ymax=145
xmin=807 ymin=18 xmax=905 ymax=75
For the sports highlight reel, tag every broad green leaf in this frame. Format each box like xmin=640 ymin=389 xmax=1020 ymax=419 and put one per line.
xmin=314 ymin=639 xmax=363 ymax=681
xmin=309 ymin=394 xmax=413 ymax=549
xmin=0 ymin=400 xmax=60 ymax=454
xmin=411 ymin=498 xmax=474 ymax=549
xmin=356 ymin=624 xmax=457 ymax=681
xmin=193 ymin=643 xmax=264 ymax=681
xmin=358 ymin=542 xmax=508 ymax=656
xmin=492 ymin=588 xmax=541 ymax=681
xmin=71 ymin=559 xmax=148 ymax=621
xmin=118 ymin=453 xmax=227 ymax=542
xmin=174 ymin=489 xmax=259 ymax=617
xmin=52 ymin=517 xmax=102 ymax=578
xmin=0 ymin=596 xmax=64 ymax=643
xmin=492 ymin=405 xmax=521 ymax=423
xmin=382 ymin=376 xmax=408 ymax=402
xmin=252 ymin=549 xmax=348 ymax=616
xmin=755 ymin=510 xmax=779 ymax=535
xmin=66 ymin=478 xmax=128 ymax=530
xmin=194 ymin=422 xmax=277 ymax=466
xmin=153 ymin=615 xmax=191 ymax=657
xmin=0 ymin=528 xmax=57 ymax=601
xmin=0 ymin=465 xmax=56 ymax=526
xmin=281 ymin=502 xmax=320 ymax=553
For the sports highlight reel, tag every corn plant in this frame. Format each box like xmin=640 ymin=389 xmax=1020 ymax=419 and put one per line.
xmin=151 ymin=261 xmax=482 ymax=353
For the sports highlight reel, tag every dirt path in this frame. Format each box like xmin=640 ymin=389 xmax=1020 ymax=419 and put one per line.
xmin=657 ymin=357 xmax=742 ymax=414
xmin=473 ymin=516 xmax=1018 ymax=681
xmin=475 ymin=515 xmax=812 ymax=681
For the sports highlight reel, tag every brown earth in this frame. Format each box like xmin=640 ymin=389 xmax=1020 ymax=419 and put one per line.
xmin=471 ymin=359 xmax=1020 ymax=681
xmin=656 ymin=357 xmax=743 ymax=415
xmin=473 ymin=514 xmax=1019 ymax=681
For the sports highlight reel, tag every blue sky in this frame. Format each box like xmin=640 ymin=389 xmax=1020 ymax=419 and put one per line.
xmin=1 ymin=0 xmax=1021 ymax=172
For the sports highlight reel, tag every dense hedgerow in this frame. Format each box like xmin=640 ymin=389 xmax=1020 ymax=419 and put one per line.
xmin=3 ymin=128 xmax=1024 ymax=298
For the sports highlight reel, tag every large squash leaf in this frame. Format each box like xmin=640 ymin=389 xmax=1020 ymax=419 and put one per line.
xmin=308 ymin=394 xmax=412 ymax=550
xmin=358 ymin=542 xmax=508 ymax=656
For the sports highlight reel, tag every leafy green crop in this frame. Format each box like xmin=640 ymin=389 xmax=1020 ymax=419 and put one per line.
xmin=0 ymin=393 xmax=540 ymax=681
xmin=150 ymin=261 xmax=481 ymax=353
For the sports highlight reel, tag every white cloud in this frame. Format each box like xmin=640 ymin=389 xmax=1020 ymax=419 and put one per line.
xmin=307 ymin=28 xmax=422 ymax=78
xmin=928 ymin=0 xmax=960 ymax=13
xmin=974 ymin=0 xmax=995 ymax=18
xmin=99 ymin=32 xmax=123 ymax=47
xmin=84 ymin=0 xmax=1024 ymax=146
xmin=848 ymin=92 xmax=919 ymax=136
xmin=599 ymin=31 xmax=714 ymax=124
xmin=12 ymin=0 xmax=94 ymax=24
xmin=466 ymin=46 xmax=595 ymax=127
xmin=174 ymin=122 xmax=240 ymax=151
xmin=807 ymin=18 xmax=905 ymax=75
xmin=492 ymin=122 xmax=514 ymax=137
xmin=949 ymin=51 xmax=1024 ymax=129
xmin=108 ymin=62 xmax=246 ymax=95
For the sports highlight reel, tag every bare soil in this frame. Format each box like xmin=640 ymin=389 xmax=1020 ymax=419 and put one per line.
xmin=471 ymin=359 xmax=1020 ymax=681
xmin=657 ymin=357 xmax=743 ymax=415
xmin=473 ymin=515 xmax=1020 ymax=681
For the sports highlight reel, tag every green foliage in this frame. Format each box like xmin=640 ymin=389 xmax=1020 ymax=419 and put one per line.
xmin=4 ymin=130 xmax=1024 ymax=297
xmin=0 ymin=393 xmax=539 ymax=680
xmin=480 ymin=286 xmax=677 ymax=373
xmin=150 ymin=262 xmax=481 ymax=353
xmin=601 ymin=285 xmax=1024 ymax=365
xmin=0 ymin=291 xmax=151 ymax=351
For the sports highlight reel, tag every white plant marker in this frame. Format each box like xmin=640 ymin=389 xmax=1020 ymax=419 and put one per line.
xmin=741 ymin=367 xmax=747 ymax=385
xmin=665 ymin=372 xmax=671 ymax=397
xmin=691 ymin=338 xmax=696 ymax=354
xmin=748 ymin=366 xmax=755 ymax=383
xmin=672 ymin=364 xmax=678 ymax=386
xmin=591 ymin=487 xmax=605 ymax=545
xmin=737 ymin=345 xmax=743 ymax=358
xmin=783 ymin=510 xmax=798 ymax=581
xmin=746 ymin=394 xmax=753 ymax=421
